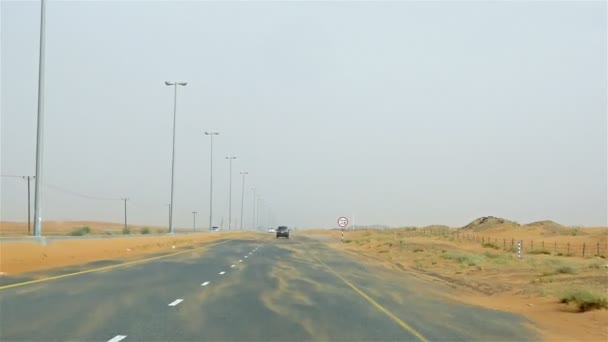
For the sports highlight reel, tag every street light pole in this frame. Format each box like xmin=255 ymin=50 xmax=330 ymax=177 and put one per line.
xmin=204 ymin=132 xmax=220 ymax=231
xmin=121 ymin=198 xmax=129 ymax=232
xmin=33 ymin=0 xmax=47 ymax=237
xmin=192 ymin=211 xmax=197 ymax=232
xmin=239 ymin=171 xmax=248 ymax=231
xmin=251 ymin=188 xmax=256 ymax=231
xmin=165 ymin=81 xmax=187 ymax=234
xmin=225 ymin=156 xmax=237 ymax=230
xmin=21 ymin=176 xmax=35 ymax=235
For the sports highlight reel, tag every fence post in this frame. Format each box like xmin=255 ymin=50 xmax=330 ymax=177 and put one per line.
xmin=583 ymin=243 xmax=586 ymax=257
xmin=511 ymin=238 xmax=514 ymax=248
xmin=531 ymin=240 xmax=533 ymax=250
xmin=597 ymin=241 xmax=600 ymax=256
xmin=542 ymin=241 xmax=544 ymax=250
xmin=567 ymin=242 xmax=570 ymax=255
xmin=554 ymin=241 xmax=556 ymax=253
xmin=503 ymin=238 xmax=506 ymax=249
xmin=482 ymin=236 xmax=485 ymax=244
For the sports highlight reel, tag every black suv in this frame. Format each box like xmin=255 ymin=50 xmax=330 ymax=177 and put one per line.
xmin=276 ymin=226 xmax=289 ymax=239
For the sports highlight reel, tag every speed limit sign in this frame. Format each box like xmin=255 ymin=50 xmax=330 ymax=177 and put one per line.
xmin=338 ymin=216 xmax=349 ymax=228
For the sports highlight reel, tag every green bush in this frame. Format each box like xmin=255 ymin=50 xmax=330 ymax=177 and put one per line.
xmin=483 ymin=252 xmax=500 ymax=259
xmin=413 ymin=248 xmax=424 ymax=253
xmin=122 ymin=227 xmax=131 ymax=235
xmin=560 ymin=289 xmax=608 ymax=312
xmin=442 ymin=251 xmax=485 ymax=266
xmin=482 ymin=242 xmax=500 ymax=250
xmin=141 ymin=227 xmax=150 ymax=234
xmin=70 ymin=226 xmax=91 ymax=236
xmin=555 ymin=265 xmax=576 ymax=274
xmin=528 ymin=249 xmax=551 ymax=255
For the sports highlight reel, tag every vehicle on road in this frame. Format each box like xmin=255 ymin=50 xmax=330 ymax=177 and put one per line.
xmin=276 ymin=226 xmax=289 ymax=239
xmin=268 ymin=228 xmax=276 ymax=233
xmin=211 ymin=226 xmax=220 ymax=232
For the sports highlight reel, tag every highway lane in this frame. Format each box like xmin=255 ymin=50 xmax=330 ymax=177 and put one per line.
xmin=0 ymin=235 xmax=536 ymax=341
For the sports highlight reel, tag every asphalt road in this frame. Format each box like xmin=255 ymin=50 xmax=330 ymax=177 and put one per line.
xmin=0 ymin=235 xmax=537 ymax=341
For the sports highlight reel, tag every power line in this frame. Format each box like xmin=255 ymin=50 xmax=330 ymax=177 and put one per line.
xmin=42 ymin=183 xmax=122 ymax=201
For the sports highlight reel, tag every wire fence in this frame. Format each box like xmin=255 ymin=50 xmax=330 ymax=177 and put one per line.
xmin=398 ymin=229 xmax=607 ymax=258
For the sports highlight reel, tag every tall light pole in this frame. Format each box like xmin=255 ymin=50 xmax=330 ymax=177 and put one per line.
xmin=121 ymin=198 xmax=129 ymax=232
xmin=251 ymin=188 xmax=256 ymax=231
xmin=205 ymin=132 xmax=220 ymax=230
xmin=192 ymin=211 xmax=197 ymax=232
xmin=165 ymin=81 xmax=187 ymax=234
xmin=21 ymin=176 xmax=35 ymax=235
xmin=239 ymin=171 xmax=248 ymax=231
xmin=33 ymin=0 xmax=47 ymax=237
xmin=257 ymin=197 xmax=264 ymax=230
xmin=225 ymin=156 xmax=237 ymax=230
xmin=166 ymin=203 xmax=171 ymax=232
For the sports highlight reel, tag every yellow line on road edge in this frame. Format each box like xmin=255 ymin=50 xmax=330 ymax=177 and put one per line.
xmin=0 ymin=240 xmax=231 ymax=291
xmin=312 ymin=253 xmax=429 ymax=342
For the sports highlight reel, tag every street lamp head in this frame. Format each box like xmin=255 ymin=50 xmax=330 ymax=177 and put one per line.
xmin=240 ymin=171 xmax=248 ymax=175
xmin=176 ymin=82 xmax=188 ymax=86
xmin=165 ymin=81 xmax=175 ymax=86
xmin=226 ymin=156 xmax=237 ymax=160
xmin=204 ymin=131 xmax=220 ymax=136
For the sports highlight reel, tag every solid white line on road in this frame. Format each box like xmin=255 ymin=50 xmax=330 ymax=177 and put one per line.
xmin=168 ymin=299 xmax=183 ymax=307
xmin=107 ymin=335 xmax=127 ymax=342
xmin=219 ymin=271 xmax=226 ymax=275
xmin=239 ymin=260 xmax=243 ymax=262
xmin=201 ymin=281 xmax=210 ymax=286
xmin=244 ymin=256 xmax=248 ymax=258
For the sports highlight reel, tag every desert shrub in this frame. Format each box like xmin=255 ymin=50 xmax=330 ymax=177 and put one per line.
xmin=528 ymin=249 xmax=551 ymax=255
xmin=70 ymin=226 xmax=91 ymax=236
xmin=482 ymin=242 xmax=500 ymax=250
xmin=413 ymin=248 xmax=424 ymax=253
xmin=141 ymin=227 xmax=150 ymax=234
xmin=483 ymin=252 xmax=500 ymax=258
xmin=555 ymin=265 xmax=576 ymax=274
xmin=560 ymin=289 xmax=608 ymax=312
xmin=442 ymin=251 xmax=485 ymax=266
xmin=122 ymin=227 xmax=131 ymax=235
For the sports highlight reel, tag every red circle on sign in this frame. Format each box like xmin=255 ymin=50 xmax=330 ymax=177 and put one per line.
xmin=338 ymin=217 xmax=349 ymax=227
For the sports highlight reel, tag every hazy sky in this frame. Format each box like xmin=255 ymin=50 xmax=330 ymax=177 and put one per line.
xmin=1 ymin=0 xmax=606 ymax=229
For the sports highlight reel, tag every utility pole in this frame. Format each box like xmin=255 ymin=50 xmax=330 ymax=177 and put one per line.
xmin=251 ymin=188 xmax=257 ymax=231
xmin=166 ymin=203 xmax=171 ymax=232
xmin=239 ymin=171 xmax=248 ymax=231
xmin=192 ymin=211 xmax=197 ymax=232
xmin=22 ymin=176 xmax=35 ymax=234
xmin=204 ymin=132 xmax=220 ymax=231
xmin=225 ymin=156 xmax=237 ymax=230
xmin=121 ymin=198 xmax=129 ymax=232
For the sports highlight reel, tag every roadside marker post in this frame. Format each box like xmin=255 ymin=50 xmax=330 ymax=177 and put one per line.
xmin=517 ymin=240 xmax=522 ymax=259
xmin=338 ymin=216 xmax=349 ymax=243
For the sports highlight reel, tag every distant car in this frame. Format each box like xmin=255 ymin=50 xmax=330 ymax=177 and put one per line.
xmin=211 ymin=226 xmax=220 ymax=232
xmin=276 ymin=226 xmax=289 ymax=239
xmin=268 ymin=228 xmax=276 ymax=233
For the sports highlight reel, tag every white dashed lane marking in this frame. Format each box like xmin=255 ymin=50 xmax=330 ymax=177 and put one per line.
xmin=219 ymin=271 xmax=226 ymax=275
xmin=107 ymin=335 xmax=127 ymax=342
xmin=239 ymin=260 xmax=243 ymax=263
xmin=201 ymin=281 xmax=210 ymax=286
xmin=244 ymin=256 xmax=248 ymax=259
xmin=168 ymin=299 xmax=183 ymax=307
xmin=231 ymin=265 xmax=236 ymax=268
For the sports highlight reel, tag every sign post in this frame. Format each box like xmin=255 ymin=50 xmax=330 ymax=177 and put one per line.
xmin=338 ymin=216 xmax=349 ymax=243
